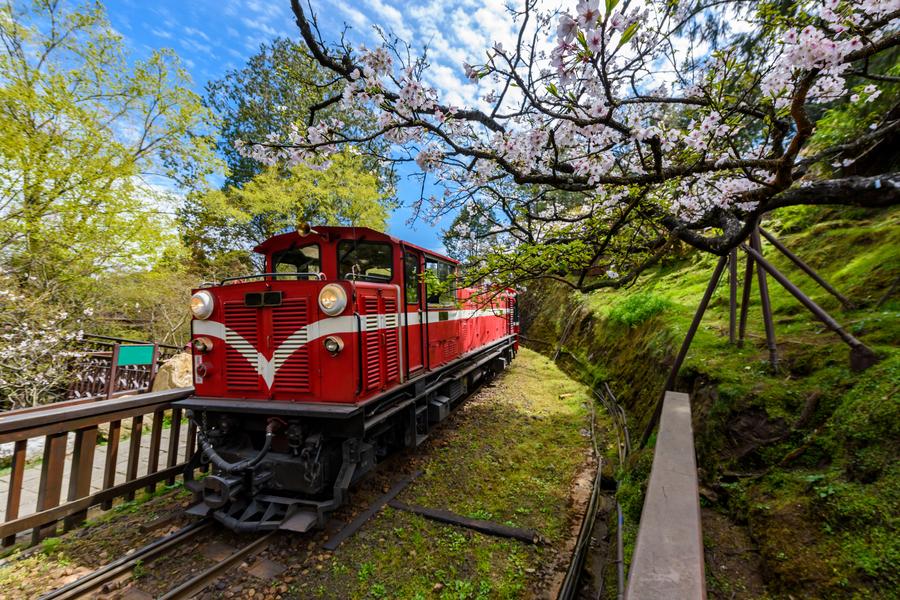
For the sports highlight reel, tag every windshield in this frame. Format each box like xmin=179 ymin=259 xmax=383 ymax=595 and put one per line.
xmin=338 ymin=241 xmax=393 ymax=282
xmin=272 ymin=244 xmax=321 ymax=279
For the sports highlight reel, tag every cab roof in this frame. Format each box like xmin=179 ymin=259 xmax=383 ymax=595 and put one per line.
xmin=253 ymin=226 xmax=459 ymax=264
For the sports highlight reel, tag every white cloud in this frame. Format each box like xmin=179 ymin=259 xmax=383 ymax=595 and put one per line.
xmin=363 ymin=0 xmax=413 ymax=39
xmin=184 ymin=26 xmax=211 ymax=42
xmin=332 ymin=0 xmax=370 ymax=31
xmin=150 ymin=27 xmax=172 ymax=39
xmin=180 ymin=37 xmax=214 ymax=56
xmin=242 ymin=17 xmax=278 ymax=37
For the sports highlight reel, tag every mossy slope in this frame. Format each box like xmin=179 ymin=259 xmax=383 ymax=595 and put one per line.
xmin=524 ymin=206 xmax=899 ymax=599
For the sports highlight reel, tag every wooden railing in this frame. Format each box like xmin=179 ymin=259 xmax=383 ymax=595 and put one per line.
xmin=0 ymin=388 xmax=195 ymax=547
xmin=626 ymin=391 xmax=706 ymax=599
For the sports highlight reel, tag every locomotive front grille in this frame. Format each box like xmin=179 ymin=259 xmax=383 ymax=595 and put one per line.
xmin=224 ymin=302 xmax=260 ymax=391
xmin=271 ymin=298 xmax=311 ymax=392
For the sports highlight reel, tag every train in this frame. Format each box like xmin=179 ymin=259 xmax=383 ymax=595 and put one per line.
xmin=176 ymin=225 xmax=518 ymax=532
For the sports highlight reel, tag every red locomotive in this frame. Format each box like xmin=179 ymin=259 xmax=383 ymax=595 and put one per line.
xmin=177 ymin=225 xmax=518 ymax=532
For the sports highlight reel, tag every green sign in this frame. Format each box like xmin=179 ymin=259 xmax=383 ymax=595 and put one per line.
xmin=117 ymin=344 xmax=155 ymax=366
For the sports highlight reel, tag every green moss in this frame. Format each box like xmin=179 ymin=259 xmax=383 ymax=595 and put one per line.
xmin=524 ymin=205 xmax=900 ymax=598
xmin=606 ymin=292 xmax=673 ymax=328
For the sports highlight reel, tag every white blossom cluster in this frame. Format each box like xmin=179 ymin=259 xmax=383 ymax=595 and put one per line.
xmin=0 ymin=275 xmax=86 ymax=410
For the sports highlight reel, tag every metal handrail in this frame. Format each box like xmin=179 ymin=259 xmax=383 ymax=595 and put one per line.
xmin=217 ymin=272 xmax=325 ymax=285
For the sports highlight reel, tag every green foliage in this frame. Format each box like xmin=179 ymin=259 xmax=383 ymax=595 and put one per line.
xmin=808 ymin=52 xmax=900 ymax=156
xmin=40 ymin=537 xmax=62 ymax=555
xmin=180 ymin=150 xmax=393 ymax=270
xmin=204 ymin=37 xmax=386 ymax=188
xmin=607 ymin=292 xmax=672 ymax=327
xmin=0 ymin=0 xmax=219 ymax=291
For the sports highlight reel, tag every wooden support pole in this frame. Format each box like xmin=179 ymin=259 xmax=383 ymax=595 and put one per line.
xmin=105 ymin=344 xmax=120 ymax=400
xmin=640 ymin=255 xmax=728 ymax=447
xmin=64 ymin=426 xmax=98 ymax=531
xmin=759 ymin=227 xmax=854 ymax=310
xmin=729 ymin=249 xmax=738 ymax=344
xmin=738 ymin=251 xmax=754 ymax=348
xmin=125 ymin=415 xmax=144 ymax=501
xmin=32 ymin=432 xmax=68 ymax=544
xmin=166 ymin=407 xmax=182 ymax=486
xmin=3 ymin=440 xmax=27 ymax=547
xmin=751 ymin=228 xmax=779 ymax=369
xmin=742 ymin=244 xmax=879 ymax=371
xmin=145 ymin=409 xmax=164 ymax=494
xmin=101 ymin=420 xmax=121 ymax=510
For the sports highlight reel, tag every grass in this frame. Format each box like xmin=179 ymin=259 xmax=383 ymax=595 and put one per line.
xmin=289 ymin=348 xmax=600 ymax=599
xmin=524 ymin=205 xmax=900 ymax=598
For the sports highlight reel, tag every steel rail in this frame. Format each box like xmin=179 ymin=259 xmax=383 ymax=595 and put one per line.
xmin=556 ymin=392 xmax=603 ymax=600
xmin=159 ymin=531 xmax=278 ymax=599
xmin=40 ymin=519 xmax=212 ymax=600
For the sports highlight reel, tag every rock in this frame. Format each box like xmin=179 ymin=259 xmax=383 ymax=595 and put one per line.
xmin=151 ymin=353 xmax=192 ymax=391
xmin=247 ymin=589 xmax=256 ymax=597
xmin=433 ymin=583 xmax=444 ymax=592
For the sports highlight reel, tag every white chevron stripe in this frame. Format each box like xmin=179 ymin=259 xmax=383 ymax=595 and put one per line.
xmin=191 ymin=307 xmax=510 ymax=389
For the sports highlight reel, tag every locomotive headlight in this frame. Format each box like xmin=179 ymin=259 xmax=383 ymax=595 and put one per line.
xmin=190 ymin=290 xmax=214 ymax=320
xmin=318 ymin=284 xmax=347 ymax=316
xmin=323 ymin=336 xmax=344 ymax=354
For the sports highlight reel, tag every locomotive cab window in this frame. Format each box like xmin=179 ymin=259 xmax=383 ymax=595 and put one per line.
xmin=272 ymin=244 xmax=320 ymax=279
xmin=425 ymin=258 xmax=456 ymax=306
xmin=338 ymin=241 xmax=393 ymax=282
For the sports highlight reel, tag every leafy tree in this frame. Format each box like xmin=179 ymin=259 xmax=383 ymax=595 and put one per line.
xmin=0 ymin=0 xmax=219 ymax=294
xmin=183 ymin=149 xmax=393 ymax=271
xmin=183 ymin=36 xmax=393 ymax=272
xmin=204 ymin=36 xmax=386 ymax=188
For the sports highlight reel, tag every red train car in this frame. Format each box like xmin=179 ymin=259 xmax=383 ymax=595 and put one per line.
xmin=176 ymin=226 xmax=517 ymax=532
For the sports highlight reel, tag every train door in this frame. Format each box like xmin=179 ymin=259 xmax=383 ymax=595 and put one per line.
xmin=403 ymin=249 xmax=426 ymax=375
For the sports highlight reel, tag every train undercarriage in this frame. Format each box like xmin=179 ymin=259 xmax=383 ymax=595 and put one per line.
xmin=176 ymin=337 xmax=517 ymax=533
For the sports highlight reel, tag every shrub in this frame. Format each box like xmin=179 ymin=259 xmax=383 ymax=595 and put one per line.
xmin=608 ymin=292 xmax=672 ymax=327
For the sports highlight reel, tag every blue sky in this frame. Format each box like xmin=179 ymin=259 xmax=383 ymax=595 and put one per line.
xmin=104 ymin=0 xmax=523 ymax=251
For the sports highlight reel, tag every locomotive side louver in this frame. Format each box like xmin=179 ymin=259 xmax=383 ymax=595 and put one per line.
xmin=363 ymin=296 xmax=381 ymax=390
xmin=225 ymin=302 xmax=260 ymax=391
xmin=383 ymin=296 xmax=400 ymax=383
xmin=271 ymin=299 xmax=311 ymax=392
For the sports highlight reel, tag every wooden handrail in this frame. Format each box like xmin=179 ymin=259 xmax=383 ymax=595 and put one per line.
xmin=1 ymin=388 xmax=195 ymax=546
xmin=626 ymin=391 xmax=706 ymax=599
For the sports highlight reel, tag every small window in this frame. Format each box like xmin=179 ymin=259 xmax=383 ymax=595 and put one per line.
xmin=425 ymin=258 xmax=456 ymax=305
xmin=404 ymin=253 xmax=420 ymax=304
xmin=338 ymin=241 xmax=393 ymax=282
xmin=272 ymin=244 xmax=320 ymax=279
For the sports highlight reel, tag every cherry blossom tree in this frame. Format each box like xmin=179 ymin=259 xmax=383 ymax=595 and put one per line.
xmin=244 ymin=0 xmax=899 ymax=291
xmin=0 ymin=273 xmax=85 ymax=409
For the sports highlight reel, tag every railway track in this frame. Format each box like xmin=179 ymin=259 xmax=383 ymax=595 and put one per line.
xmin=40 ymin=519 xmax=213 ymax=600
xmin=39 ymin=517 xmax=279 ymax=600
xmin=158 ymin=530 xmax=279 ymax=599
